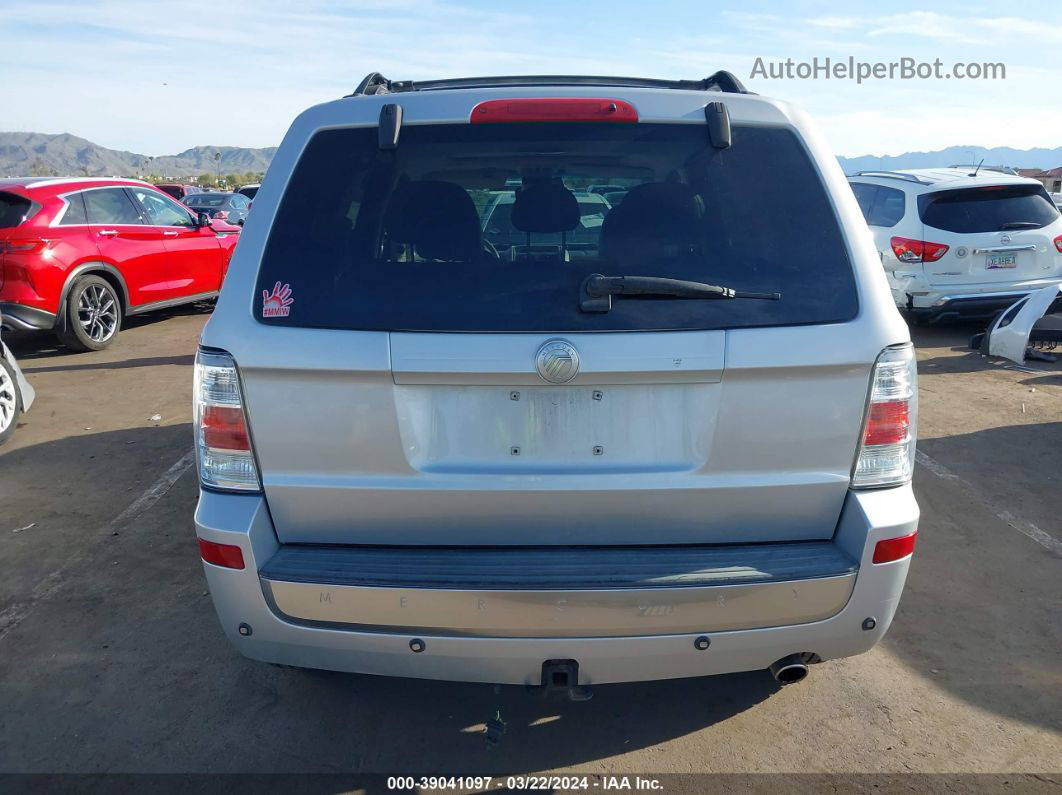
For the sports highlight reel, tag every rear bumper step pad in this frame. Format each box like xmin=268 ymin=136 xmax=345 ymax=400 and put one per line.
xmin=260 ymin=543 xmax=858 ymax=638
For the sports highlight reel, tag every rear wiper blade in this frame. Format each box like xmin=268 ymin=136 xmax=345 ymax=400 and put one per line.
xmin=999 ymin=221 xmax=1041 ymax=230
xmin=580 ymin=273 xmax=780 ymax=313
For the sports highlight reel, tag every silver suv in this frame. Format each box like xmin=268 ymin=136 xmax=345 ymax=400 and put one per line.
xmin=194 ymin=72 xmax=919 ymax=691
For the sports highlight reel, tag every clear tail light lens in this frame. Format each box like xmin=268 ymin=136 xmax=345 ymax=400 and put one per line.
xmin=194 ymin=349 xmax=260 ymax=492
xmin=853 ymin=343 xmax=917 ymax=489
xmin=890 ymin=236 xmax=949 ymax=263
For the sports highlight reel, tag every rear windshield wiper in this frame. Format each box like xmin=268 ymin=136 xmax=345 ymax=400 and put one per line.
xmin=580 ymin=273 xmax=781 ymax=313
xmin=999 ymin=221 xmax=1042 ymax=230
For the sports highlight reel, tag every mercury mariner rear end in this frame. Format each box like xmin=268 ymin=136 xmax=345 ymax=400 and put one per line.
xmin=193 ymin=73 xmax=920 ymax=687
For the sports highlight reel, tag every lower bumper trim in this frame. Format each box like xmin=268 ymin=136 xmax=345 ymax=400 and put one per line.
xmin=0 ymin=303 xmax=56 ymax=331
xmin=261 ymin=573 xmax=857 ymax=638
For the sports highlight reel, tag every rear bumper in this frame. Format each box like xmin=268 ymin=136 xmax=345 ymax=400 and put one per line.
xmin=195 ymin=486 xmax=918 ymax=685
xmin=903 ymin=282 xmax=1062 ymax=323
xmin=0 ymin=303 xmax=56 ymax=331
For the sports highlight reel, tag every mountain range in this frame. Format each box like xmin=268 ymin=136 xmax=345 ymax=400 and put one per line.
xmin=838 ymin=146 xmax=1062 ymax=174
xmin=1 ymin=132 xmax=1060 ymax=180
xmin=0 ymin=132 xmax=276 ymax=179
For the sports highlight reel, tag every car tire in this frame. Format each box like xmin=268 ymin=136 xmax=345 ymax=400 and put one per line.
xmin=0 ymin=355 xmax=22 ymax=446
xmin=57 ymin=275 xmax=123 ymax=352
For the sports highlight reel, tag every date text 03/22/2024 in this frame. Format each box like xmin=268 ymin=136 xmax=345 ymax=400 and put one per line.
xmin=386 ymin=776 xmax=665 ymax=791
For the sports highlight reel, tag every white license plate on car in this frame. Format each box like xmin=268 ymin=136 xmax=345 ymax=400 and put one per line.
xmin=986 ymin=253 xmax=1017 ymax=269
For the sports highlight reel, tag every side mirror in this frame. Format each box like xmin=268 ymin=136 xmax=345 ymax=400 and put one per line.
xmin=196 ymin=212 xmax=211 ymax=227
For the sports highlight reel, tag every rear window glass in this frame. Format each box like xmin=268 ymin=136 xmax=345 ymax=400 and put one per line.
xmin=256 ymin=123 xmax=858 ymax=332
xmin=59 ymin=192 xmax=89 ymax=225
xmin=919 ymin=184 xmax=1059 ymax=233
xmin=84 ymin=188 xmax=143 ymax=225
xmin=850 ymin=182 xmax=905 ymax=227
xmin=0 ymin=191 xmax=36 ymax=228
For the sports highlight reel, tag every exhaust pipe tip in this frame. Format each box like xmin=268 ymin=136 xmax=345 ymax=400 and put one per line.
xmin=769 ymin=654 xmax=810 ymax=685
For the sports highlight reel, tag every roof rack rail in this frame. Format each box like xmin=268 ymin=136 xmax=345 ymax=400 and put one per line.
xmin=345 ymin=71 xmax=752 ymax=98
xmin=946 ymin=164 xmax=1018 ymax=175
xmin=851 ymin=170 xmax=931 ymax=185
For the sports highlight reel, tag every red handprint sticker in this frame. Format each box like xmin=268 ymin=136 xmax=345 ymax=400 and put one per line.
xmin=262 ymin=281 xmax=294 ymax=318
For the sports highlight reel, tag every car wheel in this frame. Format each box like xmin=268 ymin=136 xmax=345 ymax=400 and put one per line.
xmin=57 ymin=275 xmax=123 ymax=352
xmin=0 ymin=355 xmax=22 ymax=446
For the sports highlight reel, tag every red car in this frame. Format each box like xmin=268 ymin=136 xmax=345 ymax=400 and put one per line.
xmin=155 ymin=183 xmax=204 ymax=201
xmin=0 ymin=178 xmax=239 ymax=351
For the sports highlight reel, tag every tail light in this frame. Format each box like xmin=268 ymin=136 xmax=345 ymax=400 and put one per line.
xmin=873 ymin=531 xmax=918 ymax=564
xmin=1054 ymin=235 xmax=1062 ymax=254
xmin=194 ymin=349 xmax=260 ymax=492
xmin=0 ymin=239 xmax=46 ymax=254
xmin=890 ymin=236 xmax=949 ymax=263
xmin=853 ymin=344 xmax=917 ymax=489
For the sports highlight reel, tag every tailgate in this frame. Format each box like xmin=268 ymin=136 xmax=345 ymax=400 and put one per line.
xmin=920 ymin=183 xmax=1062 ymax=286
xmin=240 ymin=325 xmax=870 ymax=546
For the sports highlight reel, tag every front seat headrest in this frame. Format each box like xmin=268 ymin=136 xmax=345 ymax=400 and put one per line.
xmin=384 ymin=180 xmax=481 ymax=261
xmin=600 ymin=182 xmax=702 ymax=265
xmin=510 ymin=183 xmax=580 ymax=233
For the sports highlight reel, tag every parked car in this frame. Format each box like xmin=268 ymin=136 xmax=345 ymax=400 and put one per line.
xmin=183 ymin=192 xmax=251 ymax=226
xmin=194 ymin=72 xmax=919 ymax=691
xmin=0 ymin=178 xmax=239 ymax=351
xmin=1051 ymin=192 xmax=1062 ymax=212
xmin=237 ymin=184 xmax=260 ymax=200
xmin=848 ymin=169 xmax=1062 ymax=323
xmin=155 ymin=183 xmax=204 ymax=201
xmin=0 ymin=322 xmax=35 ymax=445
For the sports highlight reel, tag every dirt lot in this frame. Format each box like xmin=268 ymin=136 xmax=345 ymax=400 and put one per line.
xmin=0 ymin=310 xmax=1059 ymax=784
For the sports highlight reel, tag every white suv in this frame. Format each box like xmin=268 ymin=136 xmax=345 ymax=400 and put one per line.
xmin=848 ymin=169 xmax=1062 ymax=323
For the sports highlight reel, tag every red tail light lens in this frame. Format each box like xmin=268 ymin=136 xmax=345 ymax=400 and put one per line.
xmin=197 ymin=538 xmax=245 ymax=569
xmin=890 ymin=236 xmax=949 ymax=263
xmin=863 ymin=401 xmax=910 ymax=446
xmin=201 ymin=405 xmax=251 ymax=450
xmin=1054 ymin=235 xmax=1062 ymax=254
xmin=471 ymin=98 xmax=638 ymax=124
xmin=873 ymin=531 xmax=918 ymax=564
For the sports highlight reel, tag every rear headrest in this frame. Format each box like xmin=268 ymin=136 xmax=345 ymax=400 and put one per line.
xmin=384 ymin=180 xmax=481 ymax=261
xmin=600 ymin=182 xmax=702 ymax=265
xmin=510 ymin=183 xmax=580 ymax=233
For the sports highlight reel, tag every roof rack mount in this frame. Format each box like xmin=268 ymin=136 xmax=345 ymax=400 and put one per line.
xmin=346 ymin=71 xmax=751 ymax=98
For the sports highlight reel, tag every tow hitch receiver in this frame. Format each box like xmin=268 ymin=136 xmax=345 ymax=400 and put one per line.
xmin=526 ymin=659 xmax=593 ymax=701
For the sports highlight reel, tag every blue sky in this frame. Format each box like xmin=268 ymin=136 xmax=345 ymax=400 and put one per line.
xmin=1 ymin=0 xmax=1059 ymax=157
